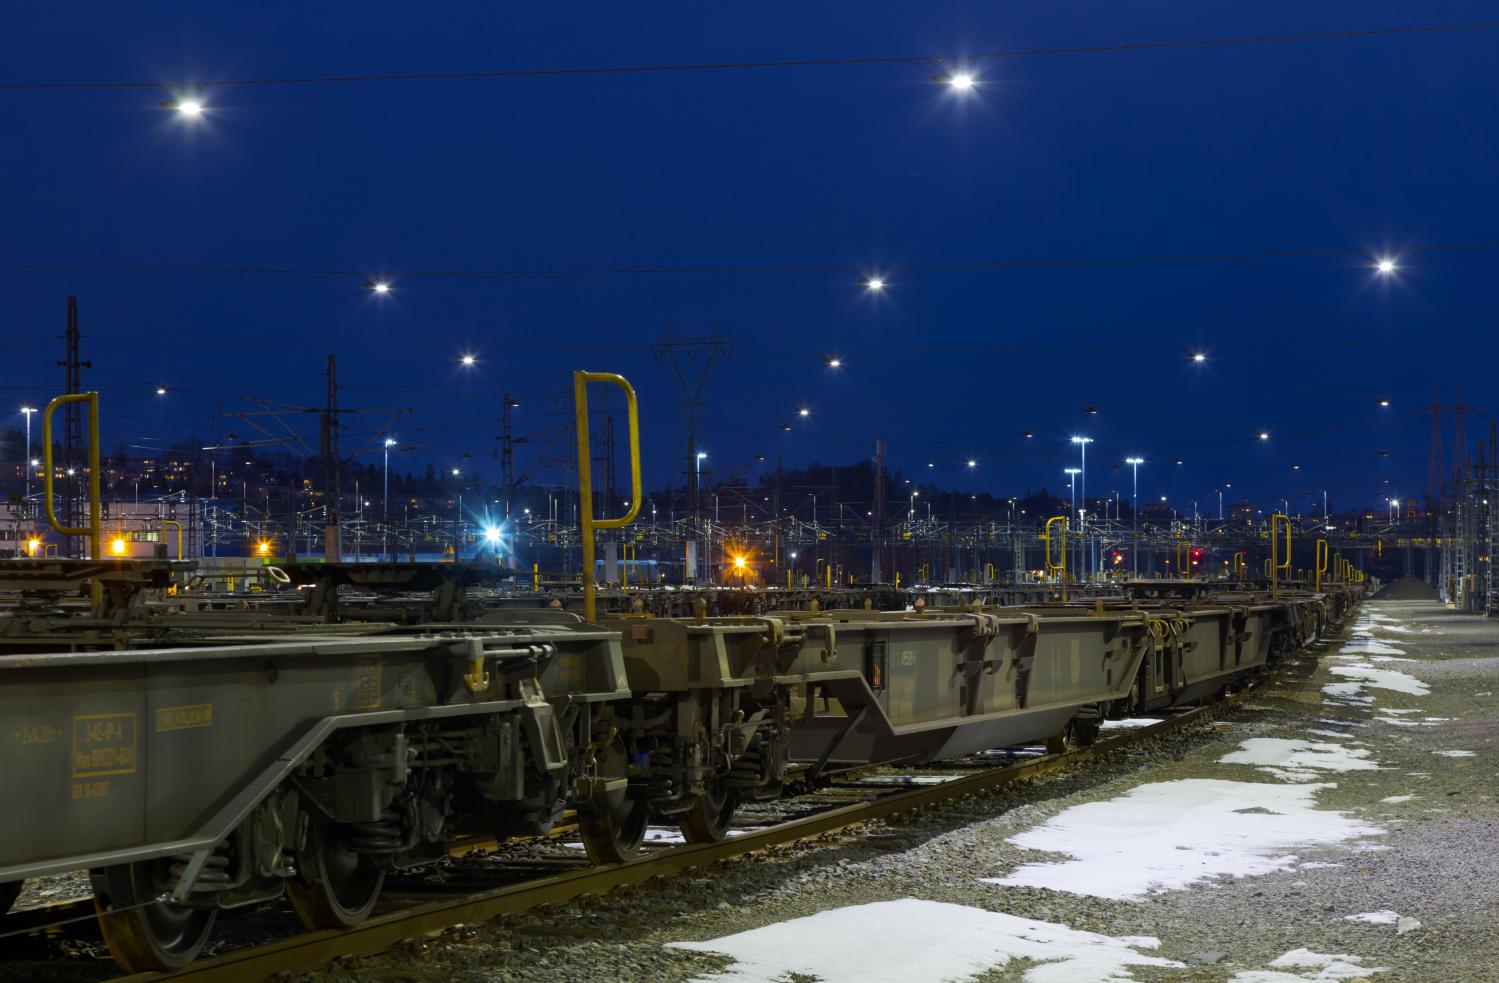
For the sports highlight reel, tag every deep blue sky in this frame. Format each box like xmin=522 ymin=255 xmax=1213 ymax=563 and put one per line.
xmin=4 ymin=3 xmax=1498 ymax=514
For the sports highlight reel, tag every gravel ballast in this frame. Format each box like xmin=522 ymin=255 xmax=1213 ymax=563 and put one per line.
xmin=298 ymin=600 xmax=1498 ymax=983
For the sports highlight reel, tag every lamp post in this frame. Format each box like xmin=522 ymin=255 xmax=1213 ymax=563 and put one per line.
xmin=19 ymin=407 xmax=35 ymax=518
xmin=1064 ymin=468 xmax=1081 ymax=581
xmin=1070 ymin=437 xmax=1092 ymax=576
xmin=1125 ymin=457 xmax=1143 ymax=577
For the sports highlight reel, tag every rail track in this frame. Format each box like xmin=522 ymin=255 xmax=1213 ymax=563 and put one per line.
xmin=99 ymin=681 xmax=1265 ymax=983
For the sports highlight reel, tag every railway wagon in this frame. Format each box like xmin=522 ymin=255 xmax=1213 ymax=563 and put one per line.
xmin=0 ymin=624 xmax=631 ymax=971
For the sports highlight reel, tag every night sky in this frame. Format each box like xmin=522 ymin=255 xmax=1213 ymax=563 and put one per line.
xmin=5 ymin=4 xmax=1498 ymax=515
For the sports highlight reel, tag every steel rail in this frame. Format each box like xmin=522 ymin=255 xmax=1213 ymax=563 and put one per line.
xmin=117 ymin=684 xmax=1258 ymax=983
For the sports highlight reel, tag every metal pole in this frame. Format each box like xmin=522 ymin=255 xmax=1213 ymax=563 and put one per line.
xmin=1130 ymin=461 xmax=1138 ymax=577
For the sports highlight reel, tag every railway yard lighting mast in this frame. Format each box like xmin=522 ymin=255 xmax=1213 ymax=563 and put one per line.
xmin=19 ymin=406 xmax=35 ymax=515
xmin=1126 ymin=457 xmax=1144 ymax=576
xmin=1071 ymin=437 xmax=1093 ymax=576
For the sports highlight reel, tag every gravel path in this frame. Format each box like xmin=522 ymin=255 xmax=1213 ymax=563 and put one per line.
xmin=299 ymin=601 xmax=1498 ymax=983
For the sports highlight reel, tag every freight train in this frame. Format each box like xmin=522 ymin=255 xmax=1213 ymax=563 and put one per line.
xmin=0 ymin=558 xmax=1359 ymax=972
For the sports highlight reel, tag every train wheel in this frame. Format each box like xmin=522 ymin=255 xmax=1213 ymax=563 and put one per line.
xmin=578 ymin=796 xmax=650 ymax=864
xmin=679 ymin=781 xmax=738 ymax=844
xmin=92 ymin=863 xmax=217 ymax=972
xmin=287 ymin=822 xmax=385 ymax=930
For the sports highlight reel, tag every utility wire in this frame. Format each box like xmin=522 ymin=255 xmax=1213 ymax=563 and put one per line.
xmin=1 ymin=22 xmax=1495 ymax=91
xmin=3 ymin=239 xmax=1498 ymax=281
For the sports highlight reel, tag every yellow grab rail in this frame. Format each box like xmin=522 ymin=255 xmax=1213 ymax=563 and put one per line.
xmin=1314 ymin=538 xmax=1328 ymax=592
xmin=1269 ymin=512 xmax=1291 ymax=598
xmin=1043 ymin=515 xmax=1068 ymax=601
xmin=42 ymin=392 xmax=102 ymax=563
xmin=574 ymin=371 xmax=642 ymax=623
xmin=1176 ymin=542 xmax=1192 ymax=580
xmin=161 ymin=519 xmax=184 ymax=560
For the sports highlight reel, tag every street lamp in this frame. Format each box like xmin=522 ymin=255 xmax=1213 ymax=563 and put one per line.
xmin=860 ymin=275 xmax=885 ymax=291
xmin=1374 ymin=256 xmax=1399 ymax=276
xmin=1191 ymin=352 xmax=1207 ymax=363
xmin=1070 ymin=437 xmax=1092 ymax=576
xmin=1125 ymin=457 xmax=1143 ymax=577
xmin=19 ymin=406 xmax=35 ymax=513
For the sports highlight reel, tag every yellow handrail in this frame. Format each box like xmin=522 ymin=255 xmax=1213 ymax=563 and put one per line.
xmin=1269 ymin=513 xmax=1291 ymax=598
xmin=1176 ymin=542 xmax=1191 ymax=580
xmin=1043 ymin=515 xmax=1068 ymax=602
xmin=161 ymin=519 xmax=184 ymax=560
xmin=574 ymin=371 xmax=641 ymax=623
xmin=1314 ymin=538 xmax=1328 ymax=592
xmin=42 ymin=392 xmax=101 ymax=564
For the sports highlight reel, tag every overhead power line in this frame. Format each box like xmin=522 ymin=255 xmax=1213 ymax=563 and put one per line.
xmin=2 ymin=239 xmax=1497 ymax=281
xmin=1 ymin=22 xmax=1495 ymax=91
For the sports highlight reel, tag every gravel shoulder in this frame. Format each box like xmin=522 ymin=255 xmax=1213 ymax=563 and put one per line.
xmin=300 ymin=600 xmax=1499 ymax=983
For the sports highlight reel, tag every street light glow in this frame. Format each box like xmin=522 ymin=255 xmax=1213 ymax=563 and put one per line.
xmin=966 ymin=459 xmax=977 ymax=468
xmin=483 ymin=526 xmax=502 ymax=544
xmin=364 ymin=279 xmax=391 ymax=293
xmin=156 ymin=386 xmax=168 ymax=396
xmin=384 ymin=437 xmax=396 ymax=447
xmin=947 ymin=72 xmax=976 ymax=91
xmin=826 ymin=357 xmax=841 ymax=368
xmin=798 ymin=407 xmax=810 ymax=417
xmin=110 ymin=537 xmax=127 ymax=556
xmin=1192 ymin=352 xmax=1207 ymax=363
xmin=459 ymin=353 xmax=476 ymax=365
xmin=1258 ymin=432 xmax=1270 ymax=441
xmin=1126 ymin=456 xmax=1144 ymax=465
xmin=861 ymin=275 xmax=885 ymax=291
xmin=1379 ymin=399 xmax=1390 ymax=408
xmin=1374 ymin=256 xmax=1398 ymax=275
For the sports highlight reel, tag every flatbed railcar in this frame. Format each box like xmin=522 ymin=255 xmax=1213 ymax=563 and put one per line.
xmin=0 ymin=582 xmax=1359 ymax=972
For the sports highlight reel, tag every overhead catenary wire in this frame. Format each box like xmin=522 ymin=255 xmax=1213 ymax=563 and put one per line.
xmin=1 ymin=21 xmax=1496 ymax=91
xmin=3 ymin=238 xmax=1498 ymax=282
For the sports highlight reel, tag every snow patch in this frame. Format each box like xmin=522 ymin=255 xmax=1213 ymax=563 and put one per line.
xmin=666 ymin=898 xmax=1182 ymax=983
xmin=1219 ymin=738 xmax=1380 ymax=782
xmin=1305 ymin=729 xmax=1352 ymax=739
xmin=1327 ymin=663 xmax=1430 ymax=698
xmin=1380 ymin=795 xmax=1414 ymax=804
xmin=988 ymin=780 xmax=1381 ymax=900
xmin=1344 ymin=910 xmax=1400 ymax=925
xmin=1434 ymin=750 xmax=1475 ymax=758
xmin=1100 ymin=717 xmax=1162 ymax=730
xmin=1339 ymin=639 xmax=1407 ymax=657
xmin=1231 ymin=947 xmax=1388 ymax=981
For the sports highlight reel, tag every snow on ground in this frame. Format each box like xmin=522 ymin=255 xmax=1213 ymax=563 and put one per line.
xmin=1230 ymin=947 xmax=1388 ymax=981
xmin=1306 ymin=728 xmax=1353 ymax=739
xmin=986 ymin=780 xmax=1381 ymax=900
xmin=1344 ymin=910 xmax=1400 ymax=924
xmin=561 ymin=827 xmax=749 ymax=850
xmin=1325 ymin=663 xmax=1431 ymax=698
xmin=1218 ymin=738 xmax=1380 ymax=782
xmin=1380 ymin=795 xmax=1414 ymax=804
xmin=1433 ymin=750 xmax=1475 ymax=758
xmin=666 ymin=898 xmax=1182 ymax=983
xmin=1100 ymin=717 xmax=1162 ymax=729
xmin=1338 ymin=639 xmax=1408 ymax=657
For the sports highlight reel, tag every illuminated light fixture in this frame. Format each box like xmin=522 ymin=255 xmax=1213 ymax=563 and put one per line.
xmin=1378 ymin=399 xmax=1390 ymax=408
xmin=926 ymin=461 xmax=935 ymax=468
xmin=933 ymin=69 xmax=977 ymax=91
xmin=459 ymin=354 xmax=476 ymax=366
xmin=1258 ymin=432 xmax=1270 ymax=441
xmin=1374 ymin=256 xmax=1398 ymax=276
xmin=156 ymin=386 xmax=169 ymax=395
xmin=1021 ymin=431 xmax=1034 ymax=439
xmin=451 ymin=468 xmax=460 ymax=476
xmin=781 ymin=422 xmax=792 ymax=431
xmin=364 ymin=279 xmax=392 ymax=293
xmin=27 ymin=537 xmax=41 ymax=556
xmin=860 ymin=275 xmax=885 ymax=291
xmin=1173 ymin=458 xmax=1184 ymax=465
xmin=161 ymin=97 xmax=205 ymax=118
xmin=1084 ymin=406 xmax=1099 ymax=415
xmin=110 ymin=537 xmax=127 ymax=556
xmin=1292 ymin=464 xmax=1301 ymax=470
xmin=966 ymin=459 xmax=977 ymax=468
xmin=384 ymin=437 xmax=396 ymax=448
xmin=798 ymin=407 xmax=810 ymax=418
xmin=1192 ymin=352 xmax=1207 ymax=363
xmin=733 ymin=555 xmax=747 ymax=571
xmin=825 ymin=357 xmax=841 ymax=368
xmin=483 ymin=526 xmax=502 ymax=544
xmin=256 ymin=540 xmax=271 ymax=556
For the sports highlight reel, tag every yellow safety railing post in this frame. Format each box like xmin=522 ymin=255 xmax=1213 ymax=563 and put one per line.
xmin=1043 ymin=515 xmax=1068 ymax=602
xmin=42 ymin=392 xmax=102 ymax=570
xmin=161 ymin=519 xmax=184 ymax=560
xmin=1269 ymin=513 xmax=1291 ymax=599
xmin=1315 ymin=538 xmax=1328 ymax=592
xmin=573 ymin=372 xmax=641 ymax=623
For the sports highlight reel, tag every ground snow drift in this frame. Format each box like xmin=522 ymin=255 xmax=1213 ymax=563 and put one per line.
xmin=1326 ymin=663 xmax=1430 ymax=698
xmin=1230 ymin=947 xmax=1388 ymax=981
xmin=667 ymin=898 xmax=1181 ymax=983
xmin=987 ymin=780 xmax=1380 ymax=900
xmin=1219 ymin=738 xmax=1380 ymax=782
